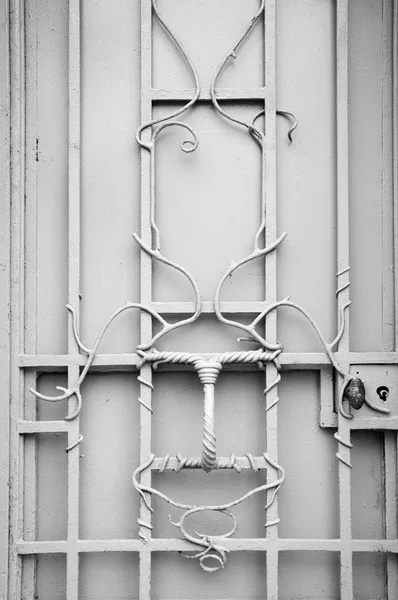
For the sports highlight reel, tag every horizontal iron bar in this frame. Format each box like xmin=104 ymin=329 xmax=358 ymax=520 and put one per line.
xmin=19 ymin=353 xmax=139 ymax=369
xmin=16 ymin=538 xmax=398 ymax=555
xmin=150 ymin=301 xmax=270 ymax=314
xmin=18 ymin=415 xmax=398 ymax=437
xmin=151 ymin=87 xmax=265 ymax=101
xmin=18 ymin=421 xmax=69 ymax=434
xmin=343 ymin=417 xmax=398 ymax=430
xmin=151 ymin=455 xmax=268 ymax=471
xmin=18 ymin=352 xmax=398 ymax=372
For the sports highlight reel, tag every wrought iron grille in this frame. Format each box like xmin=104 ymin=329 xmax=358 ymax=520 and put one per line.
xmin=4 ymin=0 xmax=398 ymax=599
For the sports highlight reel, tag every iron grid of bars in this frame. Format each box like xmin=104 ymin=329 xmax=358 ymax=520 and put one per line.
xmin=5 ymin=0 xmax=398 ymax=599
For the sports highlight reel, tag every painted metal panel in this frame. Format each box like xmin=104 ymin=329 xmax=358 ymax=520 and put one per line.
xmin=2 ymin=0 xmax=398 ymax=599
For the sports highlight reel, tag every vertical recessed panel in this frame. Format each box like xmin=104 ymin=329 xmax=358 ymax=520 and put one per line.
xmin=152 ymin=470 xmax=267 ymax=540
xmin=279 ymin=552 xmax=340 ymax=600
xmin=348 ymin=0 xmax=394 ymax=351
xmin=152 ymin=552 xmax=266 ymax=600
xmin=35 ymin=374 xmax=68 ymax=421
xmin=353 ymin=553 xmax=387 ymax=600
xmin=35 ymin=554 xmax=67 ymax=600
xmin=154 ymin=315 xmax=260 ymax=354
xmin=153 ymin=371 xmax=266 ymax=456
xmin=351 ymin=431 xmax=384 ymax=539
xmin=152 ymin=371 xmax=269 ymax=538
xmin=152 ymin=0 xmax=264 ymax=89
xmin=36 ymin=434 xmax=68 ymax=541
xmin=276 ymin=0 xmax=336 ymax=352
xmin=81 ymin=0 xmax=141 ymax=353
xmin=278 ymin=372 xmax=339 ymax=539
xmin=36 ymin=0 xmax=69 ymax=354
xmin=153 ymin=103 xmax=264 ymax=304
xmin=79 ymin=374 xmax=140 ymax=539
xmin=79 ymin=553 xmax=139 ymax=600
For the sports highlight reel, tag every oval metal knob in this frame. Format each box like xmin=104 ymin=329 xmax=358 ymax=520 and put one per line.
xmin=343 ymin=377 xmax=366 ymax=410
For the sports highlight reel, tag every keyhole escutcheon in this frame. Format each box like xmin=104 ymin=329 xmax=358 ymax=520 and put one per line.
xmin=376 ymin=386 xmax=389 ymax=402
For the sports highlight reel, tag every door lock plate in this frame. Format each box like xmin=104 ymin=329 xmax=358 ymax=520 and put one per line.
xmin=320 ymin=364 xmax=398 ymax=429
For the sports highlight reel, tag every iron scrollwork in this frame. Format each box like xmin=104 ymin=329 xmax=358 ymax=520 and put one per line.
xmin=30 ymin=0 xmax=390 ymax=572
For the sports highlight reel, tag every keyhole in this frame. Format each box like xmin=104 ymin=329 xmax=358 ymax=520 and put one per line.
xmin=376 ymin=386 xmax=389 ymax=402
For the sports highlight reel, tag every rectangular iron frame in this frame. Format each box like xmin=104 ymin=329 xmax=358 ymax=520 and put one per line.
xmin=2 ymin=0 xmax=398 ymax=599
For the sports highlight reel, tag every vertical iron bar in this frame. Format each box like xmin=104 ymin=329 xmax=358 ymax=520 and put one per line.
xmin=382 ymin=0 xmax=395 ymax=352
xmin=395 ymin=0 xmax=398 ymax=353
xmin=384 ymin=431 xmax=398 ymax=598
xmin=24 ymin=0 xmax=37 ymax=352
xmin=385 ymin=3 xmax=398 ymax=597
xmin=21 ymin=374 xmax=38 ymax=598
xmin=394 ymin=5 xmax=398 ymax=597
xmin=66 ymin=0 xmax=81 ymax=598
xmin=264 ymin=1 xmax=279 ymax=597
xmin=139 ymin=1 xmax=153 ymax=598
xmin=0 ymin=0 xmax=10 ymax=597
xmin=336 ymin=1 xmax=353 ymax=597
xmin=8 ymin=0 xmax=25 ymax=597
xmin=22 ymin=0 xmax=38 ymax=595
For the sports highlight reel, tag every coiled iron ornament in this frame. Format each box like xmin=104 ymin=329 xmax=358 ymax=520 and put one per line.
xmin=132 ymin=452 xmax=285 ymax=571
xmin=29 ymin=0 xmax=391 ymax=573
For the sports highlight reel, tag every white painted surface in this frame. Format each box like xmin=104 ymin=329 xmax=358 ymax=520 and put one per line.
xmin=1 ymin=0 xmax=397 ymax=598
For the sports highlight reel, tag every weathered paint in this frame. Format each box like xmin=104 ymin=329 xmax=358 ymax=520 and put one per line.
xmin=0 ymin=0 xmax=10 ymax=597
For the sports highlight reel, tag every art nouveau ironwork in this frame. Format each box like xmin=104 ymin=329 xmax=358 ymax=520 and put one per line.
xmin=28 ymin=0 xmax=390 ymax=574
xmin=6 ymin=1 xmax=398 ymax=599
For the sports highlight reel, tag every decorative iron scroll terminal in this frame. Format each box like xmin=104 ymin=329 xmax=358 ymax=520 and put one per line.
xmin=133 ymin=451 xmax=285 ymax=572
xmin=30 ymin=0 xmax=391 ymax=572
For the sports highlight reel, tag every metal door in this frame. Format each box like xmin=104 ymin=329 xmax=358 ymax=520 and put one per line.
xmin=1 ymin=0 xmax=398 ymax=599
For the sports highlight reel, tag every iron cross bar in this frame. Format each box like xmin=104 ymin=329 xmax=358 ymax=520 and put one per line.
xmin=137 ymin=348 xmax=281 ymax=472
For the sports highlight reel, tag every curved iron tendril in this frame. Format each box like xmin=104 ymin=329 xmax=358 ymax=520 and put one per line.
xmin=148 ymin=121 xmax=199 ymax=252
xmin=210 ymin=0 xmax=297 ymax=254
xmin=251 ymin=108 xmax=298 ymax=143
xmin=132 ymin=451 xmax=285 ymax=571
xmin=29 ymin=287 xmax=202 ymax=418
xmin=29 ymin=0 xmax=391 ymax=573
xmin=210 ymin=0 xmax=297 ymax=145
xmin=210 ymin=0 xmax=265 ymax=140
xmin=29 ymin=0 xmax=204 ymax=420
xmin=214 ymin=231 xmax=287 ymax=351
xmin=209 ymin=0 xmax=388 ymax=421
xmin=136 ymin=0 xmax=200 ymax=151
xmin=207 ymin=2 xmax=390 ymax=563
